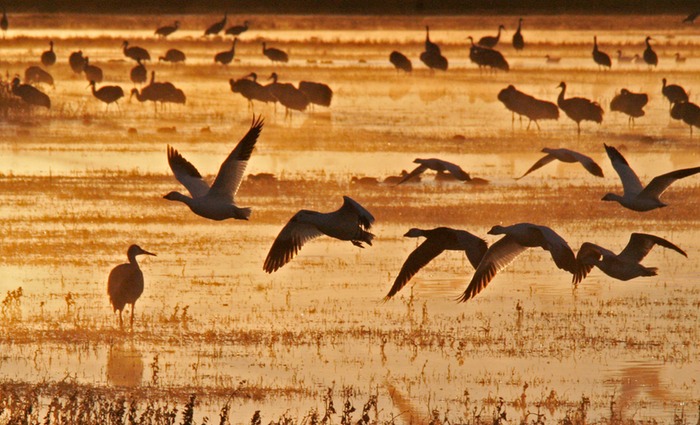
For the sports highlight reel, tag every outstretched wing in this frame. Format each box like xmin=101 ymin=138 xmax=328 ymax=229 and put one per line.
xmin=384 ymin=239 xmax=447 ymax=300
xmin=441 ymin=161 xmax=471 ymax=181
xmin=167 ymin=145 xmax=211 ymax=198
xmin=618 ymin=233 xmax=687 ymax=264
xmin=340 ymin=196 xmax=375 ymax=230
xmin=397 ymin=164 xmax=428 ymax=185
xmin=639 ymin=166 xmax=700 ymax=199
xmin=263 ymin=212 xmax=324 ymax=273
xmin=573 ymin=242 xmax=606 ymax=284
xmin=535 ymin=225 xmax=578 ymax=275
xmin=457 ymin=235 xmax=528 ymax=302
xmin=517 ymin=153 xmax=556 ymax=179
xmin=209 ymin=115 xmax=264 ymax=201
xmin=604 ymin=144 xmax=644 ymax=196
xmin=558 ymin=148 xmax=604 ymax=177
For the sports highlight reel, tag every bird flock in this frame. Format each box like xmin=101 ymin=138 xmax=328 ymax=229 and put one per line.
xmin=1 ymin=11 xmax=698 ymax=329
xmin=2 ymin=12 xmax=333 ymax=118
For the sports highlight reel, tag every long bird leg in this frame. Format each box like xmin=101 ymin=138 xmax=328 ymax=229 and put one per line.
xmin=130 ymin=303 xmax=135 ymax=329
xmin=577 ymin=121 xmax=581 ymax=136
xmin=118 ymin=310 xmax=124 ymax=330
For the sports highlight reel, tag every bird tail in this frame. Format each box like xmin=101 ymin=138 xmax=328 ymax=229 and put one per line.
xmin=356 ymin=230 xmax=374 ymax=247
xmin=236 ymin=207 xmax=252 ymax=220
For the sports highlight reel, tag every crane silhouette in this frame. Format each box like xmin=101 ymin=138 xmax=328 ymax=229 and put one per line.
xmin=226 ymin=20 xmax=249 ymax=36
xmin=24 ymin=66 xmax=54 ymax=86
xmin=643 ymin=36 xmax=658 ymax=67
xmin=662 ymin=78 xmax=688 ymax=110
xmin=478 ymin=24 xmax=505 ymax=48
xmin=468 ymin=36 xmax=508 ymax=72
xmin=298 ymin=81 xmax=333 ymax=108
xmin=498 ymin=85 xmax=558 ymax=130
xmin=610 ymin=89 xmax=648 ymax=127
xmin=107 ymin=244 xmax=155 ymax=329
xmin=11 ymin=76 xmax=50 ymax=109
xmin=204 ymin=13 xmax=227 ymax=36
xmin=512 ymin=18 xmax=524 ymax=50
xmin=130 ymin=59 xmax=147 ymax=86
xmin=214 ymin=38 xmax=237 ymax=65
xmin=557 ymin=81 xmax=603 ymax=135
xmin=424 ymin=26 xmax=440 ymax=54
xmin=69 ymin=50 xmax=86 ymax=74
xmin=592 ymin=36 xmax=611 ymax=69
xmin=122 ymin=40 xmax=150 ymax=62
xmin=89 ymin=80 xmax=124 ymax=110
xmin=1 ymin=7 xmax=8 ymax=37
xmin=267 ymin=72 xmax=309 ymax=118
xmin=389 ymin=51 xmax=412 ymax=73
xmin=671 ymin=101 xmax=700 ymax=137
xmin=158 ymin=48 xmax=186 ymax=63
xmin=262 ymin=42 xmax=289 ymax=63
xmin=155 ymin=20 xmax=179 ymax=38
xmin=41 ymin=41 xmax=56 ymax=67
xmin=82 ymin=57 xmax=103 ymax=83
xmin=229 ymin=72 xmax=276 ymax=109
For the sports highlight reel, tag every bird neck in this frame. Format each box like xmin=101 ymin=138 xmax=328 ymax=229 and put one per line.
xmin=557 ymin=85 xmax=566 ymax=104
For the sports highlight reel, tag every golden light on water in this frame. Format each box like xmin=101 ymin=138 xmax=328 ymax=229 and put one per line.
xmin=0 ymin=11 xmax=699 ymax=424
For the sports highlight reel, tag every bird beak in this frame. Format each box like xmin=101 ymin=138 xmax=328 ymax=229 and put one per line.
xmin=142 ymin=249 xmax=156 ymax=257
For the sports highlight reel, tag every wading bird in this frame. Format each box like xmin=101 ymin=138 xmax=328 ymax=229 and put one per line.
xmin=122 ymin=40 xmax=150 ymax=62
xmin=158 ymin=48 xmax=186 ymax=63
xmin=424 ymin=26 xmax=441 ymax=54
xmin=573 ymin=233 xmax=686 ymax=284
xmin=24 ymin=66 xmax=54 ymax=86
xmin=512 ymin=18 xmax=524 ymax=50
xmin=661 ymin=78 xmax=688 ymax=110
xmin=130 ymin=59 xmax=147 ymax=86
xmin=155 ymin=20 xmax=179 ymax=38
xmin=602 ymin=144 xmax=700 ymax=212
xmin=545 ymin=54 xmax=560 ymax=64
xmin=643 ymin=36 xmax=658 ymax=67
xmin=229 ymin=72 xmax=276 ymax=109
xmin=107 ymin=244 xmax=156 ymax=329
xmin=11 ymin=76 xmax=50 ymax=108
xmin=675 ymin=52 xmax=687 ymax=63
xmin=384 ymin=227 xmax=488 ymax=300
xmin=557 ymin=81 xmax=603 ymax=135
xmin=497 ymin=85 xmax=558 ymax=129
xmin=204 ymin=12 xmax=227 ymax=36
xmin=1 ymin=7 xmax=8 ymax=36
xmin=398 ymin=158 xmax=486 ymax=184
xmin=610 ymin=89 xmax=648 ymax=127
xmin=517 ymin=147 xmax=603 ymax=179
xmin=458 ymin=223 xmax=577 ymax=302
xmin=164 ymin=115 xmax=264 ymax=220
xmin=478 ymin=24 xmax=505 ymax=48
xmin=214 ymin=38 xmax=237 ymax=65
xmin=670 ymin=101 xmax=700 ymax=136
xmin=83 ymin=57 xmax=103 ymax=83
xmin=41 ymin=41 xmax=56 ymax=67
xmin=89 ymin=80 xmax=124 ymax=109
xmin=263 ymin=196 xmax=375 ymax=273
xmin=267 ymin=72 xmax=309 ymax=118
xmin=468 ymin=36 xmax=508 ymax=72
xmin=69 ymin=50 xmax=86 ymax=74
xmin=592 ymin=36 xmax=611 ymax=69
xmin=262 ymin=41 xmax=289 ymax=63
xmin=226 ymin=20 xmax=249 ymax=36
xmin=298 ymin=81 xmax=333 ymax=107
xmin=389 ymin=51 xmax=412 ymax=73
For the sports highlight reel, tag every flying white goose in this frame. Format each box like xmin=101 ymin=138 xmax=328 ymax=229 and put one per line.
xmin=263 ymin=196 xmax=375 ymax=273
xmin=384 ymin=227 xmax=488 ymax=300
xmin=398 ymin=158 xmax=487 ymax=185
xmin=602 ymin=144 xmax=700 ymax=212
xmin=458 ymin=223 xmax=577 ymax=302
xmin=518 ymin=147 xmax=604 ymax=179
xmin=164 ymin=115 xmax=263 ymax=220
xmin=574 ymin=233 xmax=686 ymax=284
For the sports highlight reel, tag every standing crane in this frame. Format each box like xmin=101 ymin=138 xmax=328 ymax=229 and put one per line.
xmin=262 ymin=42 xmax=289 ymax=63
xmin=592 ymin=36 xmax=611 ymax=69
xmin=155 ymin=20 xmax=179 ymax=38
xmin=643 ymin=36 xmax=658 ymax=67
xmin=107 ymin=245 xmax=156 ymax=329
xmin=214 ymin=38 xmax=238 ymax=65
xmin=204 ymin=13 xmax=227 ymax=36
xmin=41 ymin=41 xmax=56 ymax=67
xmin=557 ymin=81 xmax=603 ymax=135
xmin=512 ymin=18 xmax=524 ymax=50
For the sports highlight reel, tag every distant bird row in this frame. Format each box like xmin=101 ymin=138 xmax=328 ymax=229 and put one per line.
xmin=498 ymin=79 xmax=693 ymax=135
xmin=593 ymin=35 xmax=658 ymax=69
xmin=229 ymin=72 xmax=333 ymax=116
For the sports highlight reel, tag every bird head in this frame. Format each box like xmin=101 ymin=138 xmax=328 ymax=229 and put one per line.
xmin=499 ymin=24 xmax=505 ymax=31
xmin=404 ymin=228 xmax=424 ymax=238
xmin=122 ymin=40 xmax=128 ymax=48
xmin=487 ymin=225 xmax=506 ymax=235
xmin=268 ymin=72 xmax=278 ymax=82
xmin=87 ymin=80 xmax=96 ymax=88
xmin=557 ymin=81 xmax=566 ymax=89
xmin=163 ymin=191 xmax=187 ymax=202
xmin=128 ymin=244 xmax=156 ymax=258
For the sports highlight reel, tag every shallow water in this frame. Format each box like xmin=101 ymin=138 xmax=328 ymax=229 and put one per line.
xmin=0 ymin=12 xmax=699 ymax=424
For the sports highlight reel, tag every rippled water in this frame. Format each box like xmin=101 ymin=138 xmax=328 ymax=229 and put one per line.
xmin=0 ymin=13 xmax=699 ymax=424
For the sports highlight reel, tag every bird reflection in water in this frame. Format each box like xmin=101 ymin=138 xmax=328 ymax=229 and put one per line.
xmin=106 ymin=343 xmax=144 ymax=387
